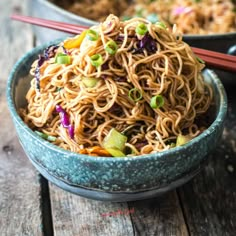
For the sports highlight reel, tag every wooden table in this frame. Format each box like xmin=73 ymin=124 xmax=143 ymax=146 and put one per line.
xmin=1 ymin=1 xmax=236 ymax=235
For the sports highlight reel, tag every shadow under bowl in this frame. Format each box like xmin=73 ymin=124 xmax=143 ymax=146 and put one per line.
xmin=7 ymin=40 xmax=227 ymax=202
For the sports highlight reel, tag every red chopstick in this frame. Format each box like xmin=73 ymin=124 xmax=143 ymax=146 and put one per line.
xmin=191 ymin=47 xmax=236 ymax=72
xmin=10 ymin=14 xmax=236 ymax=73
xmin=10 ymin=14 xmax=87 ymax=34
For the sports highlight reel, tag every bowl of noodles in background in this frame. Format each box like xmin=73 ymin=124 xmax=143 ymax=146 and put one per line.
xmin=7 ymin=15 xmax=227 ymax=202
xmin=29 ymin=0 xmax=236 ymax=50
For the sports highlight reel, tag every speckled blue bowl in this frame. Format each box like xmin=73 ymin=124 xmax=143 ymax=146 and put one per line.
xmin=7 ymin=40 xmax=227 ymax=202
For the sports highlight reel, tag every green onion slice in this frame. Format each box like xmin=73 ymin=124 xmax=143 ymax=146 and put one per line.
xmin=135 ymin=23 xmax=148 ymax=35
xmin=82 ymin=77 xmax=99 ymax=88
xmin=196 ymin=56 xmax=205 ymax=64
xmin=86 ymin=29 xmax=99 ymax=41
xmin=176 ymin=134 xmax=192 ymax=146
xmin=105 ymin=40 xmax=118 ymax=55
xmin=90 ymin=54 xmax=103 ymax=67
xmin=128 ymin=88 xmax=143 ymax=102
xmin=35 ymin=131 xmax=57 ymax=142
xmin=155 ymin=21 xmax=167 ymax=29
xmin=106 ymin=148 xmax=126 ymax=157
xmin=150 ymin=95 xmax=164 ymax=109
xmin=103 ymin=128 xmax=127 ymax=156
xmin=55 ymin=53 xmax=71 ymax=64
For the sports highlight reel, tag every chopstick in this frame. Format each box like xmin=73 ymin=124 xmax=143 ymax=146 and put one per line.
xmin=10 ymin=14 xmax=87 ymax=34
xmin=191 ymin=47 xmax=236 ymax=73
xmin=10 ymin=14 xmax=236 ymax=73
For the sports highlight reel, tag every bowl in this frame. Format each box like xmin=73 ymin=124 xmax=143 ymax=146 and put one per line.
xmin=7 ymin=39 xmax=227 ymax=202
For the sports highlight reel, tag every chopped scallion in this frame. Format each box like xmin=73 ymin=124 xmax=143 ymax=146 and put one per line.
xmin=35 ymin=131 xmax=57 ymax=142
xmin=150 ymin=95 xmax=164 ymax=109
xmin=82 ymin=77 xmax=99 ymax=88
xmin=135 ymin=23 xmax=148 ymax=36
xmin=155 ymin=21 xmax=167 ymax=29
xmin=196 ymin=56 xmax=205 ymax=64
xmin=86 ymin=29 xmax=99 ymax=41
xmin=128 ymin=88 xmax=143 ymax=102
xmin=90 ymin=54 xmax=103 ymax=67
xmin=176 ymin=134 xmax=192 ymax=146
xmin=105 ymin=40 xmax=118 ymax=55
xmin=105 ymin=148 xmax=126 ymax=157
xmin=55 ymin=53 xmax=71 ymax=64
xmin=102 ymin=128 xmax=127 ymax=157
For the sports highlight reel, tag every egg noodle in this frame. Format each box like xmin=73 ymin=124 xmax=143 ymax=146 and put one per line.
xmin=20 ymin=15 xmax=213 ymax=157
xmin=56 ymin=0 xmax=236 ymax=34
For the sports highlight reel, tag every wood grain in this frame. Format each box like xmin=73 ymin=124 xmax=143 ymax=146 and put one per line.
xmin=49 ymin=185 xmax=134 ymax=236
xmin=0 ymin=0 xmax=43 ymax=235
xmin=49 ymin=184 xmax=189 ymax=236
xmin=128 ymin=191 xmax=189 ymax=236
xmin=178 ymin=87 xmax=236 ymax=236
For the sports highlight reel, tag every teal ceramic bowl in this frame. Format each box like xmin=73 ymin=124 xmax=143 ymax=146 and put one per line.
xmin=7 ymin=40 xmax=227 ymax=202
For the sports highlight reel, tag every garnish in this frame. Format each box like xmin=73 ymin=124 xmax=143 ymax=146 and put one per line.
xmin=155 ymin=21 xmax=167 ymax=29
xmin=135 ymin=23 xmax=148 ymax=36
xmin=196 ymin=56 xmax=205 ymax=64
xmin=176 ymin=134 xmax=192 ymax=146
xmin=90 ymin=54 xmax=103 ymax=67
xmin=102 ymin=128 xmax=127 ymax=157
xmin=82 ymin=77 xmax=99 ymax=88
xmin=35 ymin=131 xmax=56 ymax=142
xmin=86 ymin=29 xmax=99 ymax=41
xmin=128 ymin=88 xmax=143 ymax=102
xmin=105 ymin=40 xmax=118 ymax=55
xmin=55 ymin=53 xmax=71 ymax=64
xmin=150 ymin=95 xmax=164 ymax=109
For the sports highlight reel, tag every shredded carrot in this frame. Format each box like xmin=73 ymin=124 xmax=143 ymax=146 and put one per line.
xmin=79 ymin=146 xmax=111 ymax=157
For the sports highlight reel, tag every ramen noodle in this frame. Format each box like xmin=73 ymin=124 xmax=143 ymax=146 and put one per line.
xmin=20 ymin=15 xmax=213 ymax=157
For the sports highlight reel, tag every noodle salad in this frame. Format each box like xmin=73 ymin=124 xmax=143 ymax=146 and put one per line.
xmin=20 ymin=15 xmax=213 ymax=157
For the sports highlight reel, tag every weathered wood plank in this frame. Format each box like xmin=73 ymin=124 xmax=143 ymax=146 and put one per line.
xmin=128 ymin=191 xmax=189 ymax=236
xmin=49 ymin=185 xmax=134 ymax=236
xmin=0 ymin=0 xmax=43 ymax=235
xmin=49 ymin=184 xmax=189 ymax=236
xmin=178 ymin=86 xmax=236 ymax=236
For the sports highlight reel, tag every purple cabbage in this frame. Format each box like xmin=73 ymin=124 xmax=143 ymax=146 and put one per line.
xmin=139 ymin=34 xmax=157 ymax=53
xmin=130 ymin=34 xmax=157 ymax=54
xmin=68 ymin=124 xmax=75 ymax=139
xmin=108 ymin=103 xmax=123 ymax=116
xmin=55 ymin=105 xmax=74 ymax=139
xmin=35 ymin=45 xmax=67 ymax=91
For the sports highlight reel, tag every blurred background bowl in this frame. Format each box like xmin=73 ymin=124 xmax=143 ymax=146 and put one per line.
xmin=7 ymin=39 xmax=227 ymax=202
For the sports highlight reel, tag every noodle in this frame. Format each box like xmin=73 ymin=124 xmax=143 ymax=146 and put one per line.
xmin=53 ymin=0 xmax=236 ymax=34
xmin=20 ymin=15 xmax=213 ymax=157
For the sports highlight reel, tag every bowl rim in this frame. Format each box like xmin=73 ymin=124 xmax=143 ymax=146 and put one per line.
xmin=36 ymin=0 xmax=236 ymax=38
xmin=7 ymin=40 xmax=228 ymax=163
